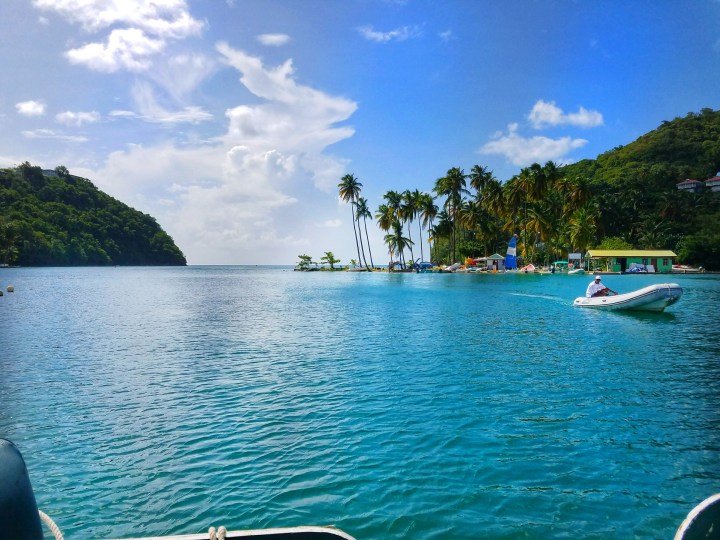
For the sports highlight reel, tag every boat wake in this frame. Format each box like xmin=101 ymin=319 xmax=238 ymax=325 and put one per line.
xmin=509 ymin=292 xmax=565 ymax=303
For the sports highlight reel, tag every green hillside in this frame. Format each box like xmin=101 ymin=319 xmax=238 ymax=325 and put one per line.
xmin=0 ymin=162 xmax=186 ymax=266
xmin=558 ymin=108 xmax=720 ymax=269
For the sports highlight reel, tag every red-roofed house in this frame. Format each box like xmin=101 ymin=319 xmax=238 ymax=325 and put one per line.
xmin=705 ymin=175 xmax=720 ymax=192
xmin=676 ymin=179 xmax=705 ymax=193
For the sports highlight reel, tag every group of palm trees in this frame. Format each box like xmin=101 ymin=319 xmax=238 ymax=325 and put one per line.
xmin=338 ymin=162 xmax=599 ymax=270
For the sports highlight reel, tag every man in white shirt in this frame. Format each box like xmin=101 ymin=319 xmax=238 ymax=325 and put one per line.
xmin=586 ymin=275 xmax=617 ymax=298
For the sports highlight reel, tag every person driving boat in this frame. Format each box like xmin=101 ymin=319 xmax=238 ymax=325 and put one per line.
xmin=586 ymin=275 xmax=617 ymax=298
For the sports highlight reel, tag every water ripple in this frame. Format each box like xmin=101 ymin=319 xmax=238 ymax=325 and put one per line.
xmin=1 ymin=268 xmax=719 ymax=538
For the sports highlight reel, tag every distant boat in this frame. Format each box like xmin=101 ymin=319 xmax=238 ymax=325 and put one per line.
xmin=568 ymin=268 xmax=585 ymax=275
xmin=573 ymin=283 xmax=683 ymax=312
xmin=671 ymin=264 xmax=704 ymax=274
xmin=439 ymin=262 xmax=461 ymax=273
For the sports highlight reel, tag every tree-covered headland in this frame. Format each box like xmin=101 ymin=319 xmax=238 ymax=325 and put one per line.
xmin=0 ymin=162 xmax=186 ymax=266
xmin=338 ymin=108 xmax=720 ymax=270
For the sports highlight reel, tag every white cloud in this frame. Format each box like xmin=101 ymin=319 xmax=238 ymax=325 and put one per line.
xmin=217 ymin=42 xmax=356 ymax=157
xmin=32 ymin=0 xmax=203 ymax=37
xmin=528 ymin=100 xmax=603 ymax=129
xmin=33 ymin=0 xmax=204 ymax=72
xmin=66 ymin=27 xmax=165 ymax=72
xmin=479 ymin=123 xmax=587 ymax=166
xmin=77 ymin=46 xmax=358 ymax=264
xmin=16 ymin=100 xmax=46 ymax=117
xmin=257 ymin=33 xmax=291 ymax=47
xmin=439 ymin=30 xmax=454 ymax=42
xmin=357 ymin=25 xmax=422 ymax=43
xmin=22 ymin=129 xmax=88 ymax=143
xmin=129 ymin=81 xmax=213 ymax=124
xmin=150 ymin=54 xmax=217 ymax=101
xmin=56 ymin=110 xmax=101 ymax=126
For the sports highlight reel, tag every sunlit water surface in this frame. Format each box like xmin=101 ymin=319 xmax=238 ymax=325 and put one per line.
xmin=1 ymin=266 xmax=719 ymax=539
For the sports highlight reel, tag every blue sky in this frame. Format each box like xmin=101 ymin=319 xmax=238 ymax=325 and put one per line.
xmin=2 ymin=0 xmax=720 ymax=265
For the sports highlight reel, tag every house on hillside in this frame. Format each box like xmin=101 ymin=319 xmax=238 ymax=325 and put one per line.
xmin=677 ymin=172 xmax=720 ymax=193
xmin=705 ymin=175 xmax=720 ymax=192
xmin=676 ymin=179 xmax=705 ymax=193
xmin=586 ymin=250 xmax=677 ymax=273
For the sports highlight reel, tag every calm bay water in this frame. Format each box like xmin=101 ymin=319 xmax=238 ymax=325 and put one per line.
xmin=1 ymin=266 xmax=719 ymax=539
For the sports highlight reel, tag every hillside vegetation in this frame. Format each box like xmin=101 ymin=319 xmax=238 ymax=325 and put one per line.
xmin=560 ymin=108 xmax=720 ymax=268
xmin=345 ymin=108 xmax=720 ymax=271
xmin=0 ymin=162 xmax=186 ymax=266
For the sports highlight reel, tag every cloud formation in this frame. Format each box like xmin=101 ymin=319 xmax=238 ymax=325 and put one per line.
xmin=82 ymin=44 xmax=358 ymax=263
xmin=22 ymin=129 xmax=88 ymax=143
xmin=357 ymin=25 xmax=422 ymax=43
xmin=479 ymin=123 xmax=587 ymax=166
xmin=16 ymin=100 xmax=46 ymax=117
xmin=33 ymin=0 xmax=204 ymax=72
xmin=56 ymin=110 xmax=101 ymax=126
xmin=257 ymin=33 xmax=291 ymax=47
xmin=528 ymin=100 xmax=603 ymax=129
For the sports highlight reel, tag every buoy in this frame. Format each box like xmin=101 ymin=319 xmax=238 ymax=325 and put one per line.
xmin=0 ymin=290 xmax=3 ymax=296
xmin=6 ymin=285 xmax=14 ymax=293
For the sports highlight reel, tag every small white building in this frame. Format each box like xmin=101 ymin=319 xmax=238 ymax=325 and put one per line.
xmin=474 ymin=253 xmax=506 ymax=271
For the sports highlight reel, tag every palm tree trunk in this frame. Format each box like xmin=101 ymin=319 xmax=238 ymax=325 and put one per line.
xmin=351 ymin=206 xmax=362 ymax=264
xmin=357 ymin=218 xmax=369 ymax=270
xmin=418 ymin=221 xmax=424 ymax=262
xmin=363 ymin=217 xmax=374 ymax=269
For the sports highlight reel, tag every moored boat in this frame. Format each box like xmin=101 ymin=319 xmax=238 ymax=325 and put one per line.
xmin=573 ymin=283 xmax=683 ymax=312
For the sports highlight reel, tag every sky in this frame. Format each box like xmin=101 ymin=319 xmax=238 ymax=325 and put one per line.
xmin=1 ymin=0 xmax=720 ymax=265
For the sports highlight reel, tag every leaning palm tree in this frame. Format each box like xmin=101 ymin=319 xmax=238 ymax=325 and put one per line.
xmin=338 ymin=174 xmax=364 ymax=268
xmin=355 ymin=196 xmax=375 ymax=269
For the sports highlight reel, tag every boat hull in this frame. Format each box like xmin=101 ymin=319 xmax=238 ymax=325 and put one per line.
xmin=573 ymin=283 xmax=683 ymax=312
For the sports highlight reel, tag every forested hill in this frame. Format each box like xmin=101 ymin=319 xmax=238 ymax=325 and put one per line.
xmin=552 ymin=108 xmax=720 ymax=269
xmin=562 ymin=108 xmax=720 ymax=187
xmin=0 ymin=162 xmax=186 ymax=266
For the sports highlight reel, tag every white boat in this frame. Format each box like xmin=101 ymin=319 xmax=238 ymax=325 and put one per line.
xmin=573 ymin=283 xmax=683 ymax=312
xmin=568 ymin=268 xmax=585 ymax=275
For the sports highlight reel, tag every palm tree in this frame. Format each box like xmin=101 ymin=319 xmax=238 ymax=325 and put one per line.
xmin=568 ymin=204 xmax=599 ymax=255
xmin=469 ymin=164 xmax=495 ymax=194
xmin=400 ymin=190 xmax=417 ymax=263
xmin=434 ymin=167 xmax=469 ymax=262
xmin=375 ymin=203 xmax=394 ymax=234
xmin=338 ymin=174 xmax=363 ymax=268
xmin=418 ymin=192 xmax=437 ymax=263
xmin=384 ymin=220 xmax=413 ymax=270
xmin=355 ymin=197 xmax=375 ymax=269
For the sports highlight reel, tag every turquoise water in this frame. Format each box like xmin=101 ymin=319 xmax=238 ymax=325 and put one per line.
xmin=1 ymin=267 xmax=719 ymax=539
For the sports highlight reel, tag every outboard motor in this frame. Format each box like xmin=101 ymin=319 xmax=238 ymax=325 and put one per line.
xmin=0 ymin=439 xmax=44 ymax=540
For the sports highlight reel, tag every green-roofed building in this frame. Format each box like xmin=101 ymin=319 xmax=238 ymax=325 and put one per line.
xmin=586 ymin=250 xmax=677 ymax=273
